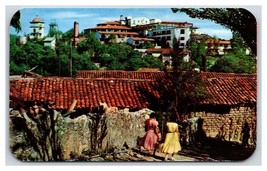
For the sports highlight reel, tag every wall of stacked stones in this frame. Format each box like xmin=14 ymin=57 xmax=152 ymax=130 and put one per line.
xmin=9 ymin=108 xmax=151 ymax=161
xmin=10 ymin=105 xmax=256 ymax=161
xmin=190 ymin=106 xmax=256 ymax=146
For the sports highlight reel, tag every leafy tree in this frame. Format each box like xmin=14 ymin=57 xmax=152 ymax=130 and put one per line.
xmin=77 ymin=33 xmax=104 ymax=58
xmin=205 ymin=56 xmax=217 ymax=71
xmin=19 ymin=40 xmax=46 ymax=66
xmin=231 ymin=32 xmax=250 ymax=53
xmin=169 ymin=39 xmax=207 ymax=120
xmin=143 ymin=55 xmax=164 ymax=70
xmin=190 ymin=41 xmax=206 ymax=69
xmin=10 ymin=10 xmax=21 ymax=33
xmin=210 ymin=51 xmax=256 ymax=73
xmin=72 ymin=52 xmax=97 ymax=73
xmin=9 ymin=34 xmax=21 ymax=62
xmin=61 ymin=28 xmax=74 ymax=42
xmin=57 ymin=54 xmax=71 ymax=77
xmin=10 ymin=61 xmax=28 ymax=75
xmin=208 ymin=32 xmax=256 ymax=73
xmin=139 ymin=42 xmax=156 ymax=49
xmin=126 ymin=56 xmax=148 ymax=71
xmin=172 ymin=8 xmax=257 ymax=55
xmin=145 ymin=38 xmax=207 ymax=121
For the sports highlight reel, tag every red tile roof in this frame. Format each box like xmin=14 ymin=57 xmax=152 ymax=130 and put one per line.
xmin=200 ymin=72 xmax=257 ymax=105
xmin=92 ymin=25 xmax=131 ymax=30
xmin=207 ymin=39 xmax=231 ymax=45
xmin=146 ymin=48 xmax=174 ymax=55
xmin=76 ymin=70 xmax=164 ymax=80
xmin=10 ymin=71 xmax=257 ymax=111
xmin=137 ymin=68 xmax=160 ymax=72
xmin=129 ymin=37 xmax=155 ymax=41
xmin=98 ymin=31 xmax=139 ymax=35
xmin=10 ymin=78 xmax=159 ymax=110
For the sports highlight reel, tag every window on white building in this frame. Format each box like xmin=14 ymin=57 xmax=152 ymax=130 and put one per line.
xmin=180 ymin=29 xmax=185 ymax=34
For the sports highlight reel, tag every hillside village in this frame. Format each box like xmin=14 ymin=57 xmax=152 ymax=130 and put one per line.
xmin=9 ymin=12 xmax=257 ymax=162
xmin=19 ymin=15 xmax=250 ymax=68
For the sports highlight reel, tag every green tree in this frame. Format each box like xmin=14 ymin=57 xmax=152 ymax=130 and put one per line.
xmin=190 ymin=41 xmax=206 ymax=69
xmin=72 ymin=52 xmax=97 ymax=74
xmin=10 ymin=61 xmax=28 ymax=75
xmin=126 ymin=56 xmax=148 ymax=71
xmin=146 ymin=38 xmax=207 ymax=121
xmin=172 ymin=8 xmax=257 ymax=55
xmin=77 ymin=33 xmax=104 ymax=58
xmin=10 ymin=10 xmax=21 ymax=33
xmin=143 ymin=55 xmax=164 ymax=70
xmin=9 ymin=34 xmax=21 ymax=63
xmin=61 ymin=28 xmax=74 ymax=42
xmin=210 ymin=51 xmax=256 ymax=73
xmin=231 ymin=32 xmax=250 ymax=53
xmin=208 ymin=32 xmax=256 ymax=73
xmin=170 ymin=39 xmax=207 ymax=120
xmin=139 ymin=42 xmax=156 ymax=49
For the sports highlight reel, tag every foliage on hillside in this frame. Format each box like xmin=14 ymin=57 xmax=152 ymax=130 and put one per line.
xmin=9 ymin=33 xmax=164 ymax=76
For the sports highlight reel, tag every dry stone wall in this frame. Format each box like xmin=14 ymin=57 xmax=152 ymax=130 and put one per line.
xmin=190 ymin=106 xmax=256 ymax=146
xmin=9 ymin=107 xmax=152 ymax=161
xmin=10 ymin=104 xmax=256 ymax=161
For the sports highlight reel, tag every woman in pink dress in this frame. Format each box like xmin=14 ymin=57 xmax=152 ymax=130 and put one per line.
xmin=140 ymin=112 xmax=160 ymax=154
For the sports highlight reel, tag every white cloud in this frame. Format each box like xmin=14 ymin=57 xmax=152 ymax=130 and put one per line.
xmin=49 ymin=11 xmax=97 ymax=19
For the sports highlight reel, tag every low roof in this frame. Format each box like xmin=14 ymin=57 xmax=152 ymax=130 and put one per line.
xmin=98 ymin=31 xmax=139 ymax=35
xmin=129 ymin=37 xmax=155 ymax=41
xmin=43 ymin=37 xmax=55 ymax=42
xmin=146 ymin=48 xmax=174 ymax=55
xmin=10 ymin=71 xmax=257 ymax=110
xmin=91 ymin=25 xmax=131 ymax=30
xmin=207 ymin=39 xmax=231 ymax=45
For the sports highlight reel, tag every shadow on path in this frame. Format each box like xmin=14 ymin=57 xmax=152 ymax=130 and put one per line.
xmin=178 ymin=138 xmax=256 ymax=161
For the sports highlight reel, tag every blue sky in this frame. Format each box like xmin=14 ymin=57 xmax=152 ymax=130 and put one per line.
xmin=10 ymin=8 xmax=233 ymax=39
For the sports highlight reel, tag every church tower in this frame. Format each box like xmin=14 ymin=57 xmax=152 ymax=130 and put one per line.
xmin=29 ymin=15 xmax=45 ymax=39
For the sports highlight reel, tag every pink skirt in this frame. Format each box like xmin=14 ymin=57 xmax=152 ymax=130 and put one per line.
xmin=140 ymin=130 xmax=158 ymax=150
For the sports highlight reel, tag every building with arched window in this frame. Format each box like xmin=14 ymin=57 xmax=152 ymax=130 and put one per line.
xmin=29 ymin=15 xmax=45 ymax=39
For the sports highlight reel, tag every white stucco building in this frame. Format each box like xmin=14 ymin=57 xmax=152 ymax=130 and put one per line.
xmin=119 ymin=15 xmax=162 ymax=27
xmin=29 ymin=16 xmax=45 ymax=39
xmin=85 ymin=21 xmax=139 ymax=43
xmin=43 ymin=37 xmax=56 ymax=49
xmin=146 ymin=21 xmax=193 ymax=48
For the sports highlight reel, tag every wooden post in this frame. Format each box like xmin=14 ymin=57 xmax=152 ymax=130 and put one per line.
xmin=62 ymin=99 xmax=77 ymax=117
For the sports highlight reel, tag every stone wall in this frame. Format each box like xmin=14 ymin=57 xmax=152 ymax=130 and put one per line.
xmin=190 ymin=106 xmax=256 ymax=146
xmin=105 ymin=108 xmax=151 ymax=148
xmin=9 ymin=105 xmax=256 ymax=161
xmin=9 ymin=107 xmax=152 ymax=161
xmin=57 ymin=107 xmax=152 ymax=159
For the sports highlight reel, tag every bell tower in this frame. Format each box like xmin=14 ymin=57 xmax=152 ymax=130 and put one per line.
xmin=29 ymin=15 xmax=45 ymax=39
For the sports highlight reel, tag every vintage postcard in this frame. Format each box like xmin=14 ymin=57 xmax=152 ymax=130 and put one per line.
xmin=9 ymin=7 xmax=257 ymax=162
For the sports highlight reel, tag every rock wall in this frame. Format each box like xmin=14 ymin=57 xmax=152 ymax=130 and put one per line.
xmin=57 ymin=108 xmax=152 ymax=159
xmin=190 ymin=106 xmax=256 ymax=146
xmin=9 ymin=105 xmax=256 ymax=161
xmin=9 ymin=107 xmax=152 ymax=161
xmin=105 ymin=108 xmax=152 ymax=148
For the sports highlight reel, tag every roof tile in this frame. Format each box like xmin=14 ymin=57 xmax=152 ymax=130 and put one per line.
xmin=10 ymin=71 xmax=257 ymax=110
